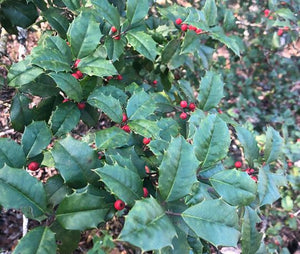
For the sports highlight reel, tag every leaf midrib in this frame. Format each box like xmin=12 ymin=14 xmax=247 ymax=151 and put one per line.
xmin=164 ymin=138 xmax=182 ymax=201
xmin=0 ymin=178 xmax=45 ymax=215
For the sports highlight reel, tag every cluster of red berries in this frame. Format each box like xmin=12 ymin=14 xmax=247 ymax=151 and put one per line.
xmin=121 ymin=113 xmax=131 ymax=133
xmin=179 ymin=100 xmax=196 ymax=120
xmin=244 ymin=168 xmax=258 ymax=182
xmin=113 ymin=188 xmax=149 ymax=211
xmin=175 ymin=18 xmax=203 ymax=34
xmin=277 ymin=26 xmax=289 ymax=36
xmin=235 ymin=161 xmax=258 ymax=182
xmin=106 ymin=74 xmax=123 ymax=81
xmin=111 ymin=26 xmax=121 ymax=40
xmin=71 ymin=59 xmax=83 ymax=80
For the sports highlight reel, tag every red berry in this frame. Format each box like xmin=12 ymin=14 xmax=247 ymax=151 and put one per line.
xmin=122 ymin=113 xmax=128 ymax=122
xmin=181 ymin=24 xmax=188 ymax=32
xmin=76 ymin=70 xmax=83 ymax=79
xmin=218 ymin=109 xmax=223 ymax=114
xmin=111 ymin=26 xmax=117 ymax=33
xmin=234 ymin=161 xmax=242 ymax=168
xmin=180 ymin=100 xmax=188 ymax=108
xmin=153 ymin=80 xmax=158 ymax=85
xmin=189 ymin=103 xmax=196 ymax=112
xmin=28 ymin=162 xmax=40 ymax=171
xmin=288 ymin=162 xmax=293 ymax=168
xmin=143 ymin=187 xmax=149 ymax=197
xmin=114 ymin=199 xmax=125 ymax=210
xmin=145 ymin=165 xmax=150 ymax=174
xmin=143 ymin=137 xmax=151 ymax=145
xmin=196 ymin=28 xmax=202 ymax=34
xmin=264 ymin=9 xmax=270 ymax=17
xmin=251 ymin=176 xmax=258 ymax=182
xmin=114 ymin=35 xmax=121 ymax=40
xmin=117 ymin=74 xmax=123 ymax=80
xmin=283 ymin=26 xmax=289 ymax=31
xmin=180 ymin=112 xmax=187 ymax=120
xmin=269 ymin=16 xmax=274 ymax=20
xmin=290 ymin=214 xmax=294 ymax=218
xmin=274 ymin=240 xmax=280 ymax=246
xmin=277 ymin=29 xmax=284 ymax=36
xmin=66 ymin=41 xmax=70 ymax=46
xmin=188 ymin=25 xmax=197 ymax=31
xmin=77 ymin=102 xmax=86 ymax=110
xmin=98 ymin=155 xmax=102 ymax=160
xmin=107 ymin=76 xmax=113 ymax=81
xmin=72 ymin=73 xmax=79 ymax=79
xmin=122 ymin=125 xmax=130 ymax=133
xmin=74 ymin=59 xmax=80 ymax=68
xmin=62 ymin=98 xmax=69 ymax=103
xmin=175 ymin=18 xmax=182 ymax=25
xmin=245 ymin=168 xmax=255 ymax=174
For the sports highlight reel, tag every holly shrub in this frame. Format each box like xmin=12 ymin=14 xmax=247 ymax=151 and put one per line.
xmin=0 ymin=0 xmax=293 ymax=253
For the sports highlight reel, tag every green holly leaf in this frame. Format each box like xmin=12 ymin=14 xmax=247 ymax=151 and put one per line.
xmin=126 ymin=31 xmax=158 ymax=62
xmin=21 ymin=121 xmax=52 ymax=158
xmin=10 ymin=93 xmax=33 ymax=132
xmin=264 ymin=127 xmax=283 ymax=164
xmin=209 ymin=26 xmax=240 ymax=56
xmin=188 ymin=109 xmax=206 ymax=138
xmin=43 ymin=7 xmax=70 ymax=39
xmin=50 ymin=221 xmax=81 ymax=254
xmin=197 ymin=71 xmax=224 ymax=111
xmin=126 ymin=0 xmax=149 ymax=25
xmin=51 ymin=136 xmax=99 ymax=188
xmin=202 ymin=0 xmax=217 ymax=26
xmin=62 ymin=0 xmax=81 ymax=11
xmin=161 ymin=39 xmax=181 ymax=64
xmin=12 ymin=226 xmax=56 ymax=254
xmin=210 ymin=169 xmax=257 ymax=206
xmin=182 ymin=199 xmax=240 ymax=247
xmin=258 ymin=165 xmax=287 ymax=206
xmin=50 ymin=102 xmax=81 ymax=137
xmin=1 ymin=1 xmax=38 ymax=29
xmin=159 ymin=136 xmax=198 ymax=202
xmin=77 ymin=54 xmax=118 ymax=77
xmin=0 ymin=165 xmax=47 ymax=219
xmin=45 ymin=175 xmax=72 ymax=206
xmin=7 ymin=58 xmax=43 ymax=88
xmin=235 ymin=126 xmax=259 ymax=167
xmin=87 ymin=90 xmax=123 ymax=123
xmin=95 ymin=164 xmax=143 ymax=206
xmin=56 ymin=192 xmax=109 ymax=230
xmin=128 ymin=120 xmax=161 ymax=139
xmin=119 ymin=197 xmax=176 ymax=251
xmin=193 ymin=114 xmax=230 ymax=169
xmin=92 ymin=0 xmax=120 ymax=28
xmin=67 ymin=10 xmax=102 ymax=59
xmin=181 ymin=31 xmax=200 ymax=54
xmin=241 ymin=206 xmax=263 ymax=254
xmin=95 ymin=127 xmax=130 ymax=149
xmin=31 ymin=36 xmax=73 ymax=72
xmin=0 ymin=138 xmax=26 ymax=168
xmin=105 ymin=37 xmax=125 ymax=62
xmin=19 ymin=74 xmax=60 ymax=97
xmin=126 ymin=90 xmax=156 ymax=120
xmin=49 ymin=72 xmax=83 ymax=102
